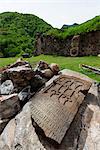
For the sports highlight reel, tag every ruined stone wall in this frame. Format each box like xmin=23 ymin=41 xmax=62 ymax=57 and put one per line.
xmin=34 ymin=31 xmax=100 ymax=56
xmin=79 ymin=31 xmax=100 ymax=56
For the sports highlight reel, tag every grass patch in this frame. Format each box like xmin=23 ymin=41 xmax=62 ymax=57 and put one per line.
xmin=0 ymin=55 xmax=100 ymax=82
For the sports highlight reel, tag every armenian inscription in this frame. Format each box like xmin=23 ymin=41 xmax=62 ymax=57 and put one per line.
xmin=31 ymin=75 xmax=92 ymax=143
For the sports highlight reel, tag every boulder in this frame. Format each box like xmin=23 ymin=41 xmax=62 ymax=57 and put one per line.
xmin=0 ymin=102 xmax=45 ymax=150
xmin=31 ymin=70 xmax=92 ymax=144
xmin=0 ymin=70 xmax=99 ymax=150
xmin=18 ymin=86 xmax=31 ymax=102
xmin=1 ymin=66 xmax=35 ymax=90
xmin=31 ymin=83 xmax=100 ymax=150
xmin=0 ymin=119 xmax=9 ymax=134
xmin=30 ymin=75 xmax=45 ymax=92
xmin=34 ymin=61 xmax=60 ymax=79
xmin=41 ymin=69 xmax=54 ymax=79
xmin=0 ymin=80 xmax=14 ymax=95
xmin=76 ymin=83 xmax=100 ymax=150
xmin=34 ymin=60 xmax=49 ymax=71
xmin=49 ymin=63 xmax=60 ymax=75
xmin=0 ymin=94 xmax=20 ymax=120
xmin=8 ymin=59 xmax=31 ymax=68
xmin=0 ymin=119 xmax=17 ymax=150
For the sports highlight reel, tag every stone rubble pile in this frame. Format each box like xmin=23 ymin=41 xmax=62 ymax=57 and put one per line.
xmin=0 ymin=59 xmax=60 ymax=135
xmin=0 ymin=59 xmax=100 ymax=150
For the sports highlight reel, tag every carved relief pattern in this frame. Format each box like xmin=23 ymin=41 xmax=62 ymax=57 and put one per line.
xmin=44 ymin=75 xmax=83 ymax=105
xmin=31 ymin=75 xmax=91 ymax=143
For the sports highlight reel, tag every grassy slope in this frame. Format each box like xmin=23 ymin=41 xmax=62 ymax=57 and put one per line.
xmin=0 ymin=55 xmax=100 ymax=82
xmin=46 ymin=16 xmax=100 ymax=39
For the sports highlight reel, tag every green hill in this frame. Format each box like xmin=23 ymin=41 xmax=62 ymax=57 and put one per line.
xmin=0 ymin=12 xmax=52 ymax=57
xmin=46 ymin=16 xmax=100 ymax=39
xmin=0 ymin=12 xmax=100 ymax=57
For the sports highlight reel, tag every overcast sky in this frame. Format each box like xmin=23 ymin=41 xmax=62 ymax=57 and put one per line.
xmin=0 ymin=0 xmax=100 ymax=28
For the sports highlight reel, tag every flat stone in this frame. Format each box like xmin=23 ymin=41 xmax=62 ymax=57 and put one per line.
xmin=34 ymin=83 xmax=100 ymax=150
xmin=0 ymin=94 xmax=20 ymax=119
xmin=8 ymin=60 xmax=31 ymax=68
xmin=0 ymin=80 xmax=14 ymax=95
xmin=31 ymin=71 xmax=92 ymax=144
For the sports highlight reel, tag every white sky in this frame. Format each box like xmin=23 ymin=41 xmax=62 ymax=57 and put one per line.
xmin=0 ymin=0 xmax=100 ymax=28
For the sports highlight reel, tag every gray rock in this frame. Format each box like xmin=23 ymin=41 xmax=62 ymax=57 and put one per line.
xmin=0 ymin=119 xmax=16 ymax=150
xmin=0 ymin=102 xmax=45 ymax=150
xmin=8 ymin=60 xmax=31 ymax=69
xmin=18 ymin=86 xmax=31 ymax=102
xmin=0 ymin=119 xmax=9 ymax=134
xmin=0 ymin=94 xmax=20 ymax=119
xmin=31 ymin=70 xmax=92 ymax=144
xmin=30 ymin=83 xmax=99 ymax=150
xmin=0 ymin=80 xmax=14 ymax=95
xmin=1 ymin=66 xmax=35 ymax=91
xmin=34 ymin=60 xmax=49 ymax=72
xmin=31 ymin=75 xmax=45 ymax=92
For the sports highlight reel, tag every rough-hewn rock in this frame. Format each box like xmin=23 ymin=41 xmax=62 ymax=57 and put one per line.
xmin=0 ymin=119 xmax=9 ymax=134
xmin=34 ymin=61 xmax=60 ymax=79
xmin=1 ymin=66 xmax=35 ymax=90
xmin=0 ymin=94 xmax=20 ymax=119
xmin=0 ymin=80 xmax=14 ymax=95
xmin=0 ymin=119 xmax=18 ymax=150
xmin=0 ymin=102 xmax=45 ymax=150
xmin=0 ymin=82 xmax=99 ymax=150
xmin=8 ymin=59 xmax=31 ymax=69
xmin=18 ymin=86 xmax=31 ymax=102
xmin=30 ymin=75 xmax=45 ymax=92
xmin=31 ymin=70 xmax=92 ymax=143
xmin=34 ymin=60 xmax=49 ymax=71
xmin=35 ymin=31 xmax=100 ymax=56
xmin=33 ymin=83 xmax=100 ymax=150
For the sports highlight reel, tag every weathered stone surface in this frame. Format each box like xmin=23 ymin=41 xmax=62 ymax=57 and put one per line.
xmin=81 ymin=83 xmax=100 ymax=150
xmin=34 ymin=60 xmax=49 ymax=71
xmin=34 ymin=83 xmax=100 ymax=150
xmin=31 ymin=71 xmax=92 ymax=143
xmin=0 ymin=80 xmax=14 ymax=95
xmin=70 ymin=35 xmax=80 ymax=56
xmin=35 ymin=30 xmax=100 ymax=56
xmin=18 ymin=86 xmax=31 ymax=102
xmin=30 ymin=75 xmax=45 ymax=92
xmin=0 ymin=102 xmax=45 ymax=150
xmin=0 ymin=119 xmax=17 ymax=150
xmin=34 ymin=61 xmax=60 ymax=79
xmin=0 ymin=94 xmax=20 ymax=119
xmin=1 ymin=66 xmax=35 ymax=90
xmin=8 ymin=59 xmax=31 ymax=69
xmin=0 ymin=119 xmax=9 ymax=134
xmin=0 ymin=82 xmax=99 ymax=150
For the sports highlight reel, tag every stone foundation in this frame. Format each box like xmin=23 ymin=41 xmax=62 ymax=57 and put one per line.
xmin=34 ymin=31 xmax=100 ymax=56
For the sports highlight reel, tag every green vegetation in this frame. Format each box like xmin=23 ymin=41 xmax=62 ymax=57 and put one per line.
xmin=46 ymin=16 xmax=100 ymax=39
xmin=0 ymin=12 xmax=52 ymax=57
xmin=0 ymin=55 xmax=100 ymax=81
xmin=0 ymin=12 xmax=100 ymax=57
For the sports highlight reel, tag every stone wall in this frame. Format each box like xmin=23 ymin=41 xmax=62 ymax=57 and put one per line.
xmin=34 ymin=31 xmax=100 ymax=56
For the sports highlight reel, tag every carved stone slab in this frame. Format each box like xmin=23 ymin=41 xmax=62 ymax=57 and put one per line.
xmin=31 ymin=74 xmax=92 ymax=144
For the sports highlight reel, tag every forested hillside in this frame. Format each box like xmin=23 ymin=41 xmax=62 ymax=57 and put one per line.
xmin=0 ymin=12 xmax=52 ymax=57
xmin=0 ymin=12 xmax=100 ymax=57
xmin=46 ymin=16 xmax=100 ymax=39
